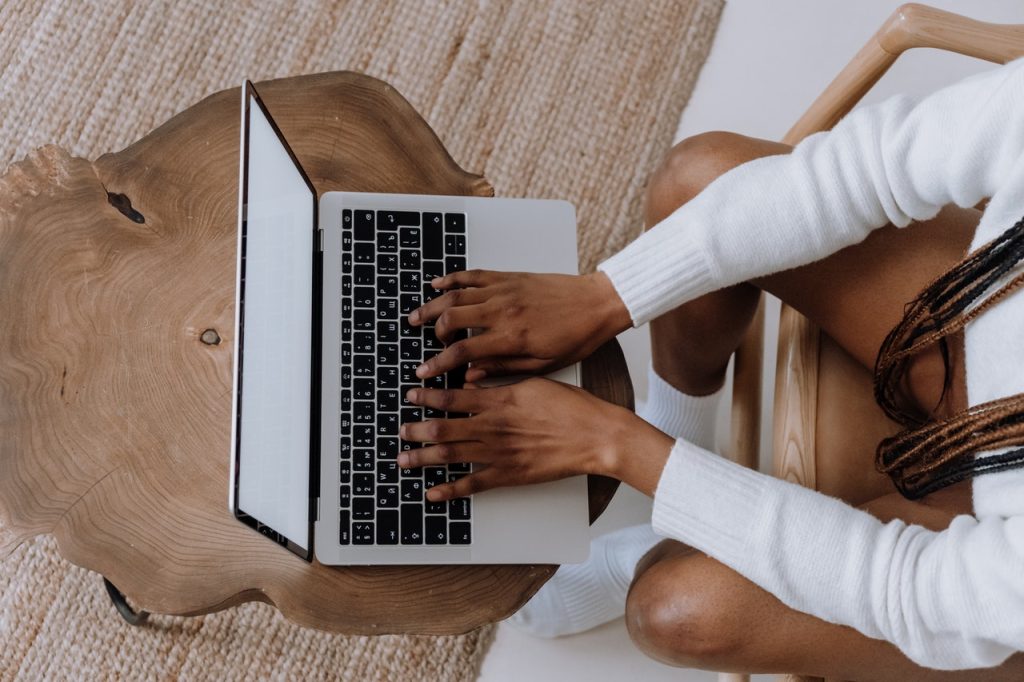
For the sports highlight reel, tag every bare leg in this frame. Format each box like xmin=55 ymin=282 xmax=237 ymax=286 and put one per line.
xmin=623 ymin=132 xmax=1015 ymax=678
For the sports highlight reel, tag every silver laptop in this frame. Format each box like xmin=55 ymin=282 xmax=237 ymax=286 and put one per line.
xmin=228 ymin=81 xmax=590 ymax=565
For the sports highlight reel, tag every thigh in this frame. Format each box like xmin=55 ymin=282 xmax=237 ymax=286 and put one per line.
xmin=626 ymin=494 xmax=1019 ymax=680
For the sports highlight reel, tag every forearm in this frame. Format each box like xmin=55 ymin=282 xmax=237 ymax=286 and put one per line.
xmin=598 ymin=406 xmax=675 ymax=496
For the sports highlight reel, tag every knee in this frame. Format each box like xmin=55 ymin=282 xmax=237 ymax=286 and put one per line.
xmin=645 ymin=131 xmax=751 ymax=228
xmin=625 ymin=545 xmax=747 ymax=668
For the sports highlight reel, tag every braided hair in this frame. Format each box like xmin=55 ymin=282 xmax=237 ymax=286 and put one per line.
xmin=873 ymin=215 xmax=1024 ymax=499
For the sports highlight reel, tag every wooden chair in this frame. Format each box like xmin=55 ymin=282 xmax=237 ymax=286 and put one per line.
xmin=720 ymin=5 xmax=1024 ymax=682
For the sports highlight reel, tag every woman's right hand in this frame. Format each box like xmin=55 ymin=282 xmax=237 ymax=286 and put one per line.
xmin=409 ymin=269 xmax=632 ymax=381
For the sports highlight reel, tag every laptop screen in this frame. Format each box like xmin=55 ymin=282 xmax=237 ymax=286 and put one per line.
xmin=233 ymin=83 xmax=317 ymax=558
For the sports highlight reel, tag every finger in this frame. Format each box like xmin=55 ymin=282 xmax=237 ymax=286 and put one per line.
xmin=434 ymin=304 xmax=488 ymax=344
xmin=466 ymin=355 xmax=551 ymax=378
xmin=416 ymin=334 xmax=507 ymax=378
xmin=405 ymin=387 xmax=486 ymax=413
xmin=464 ymin=367 xmax=487 ymax=383
xmin=400 ymin=416 xmax=477 ymax=443
xmin=431 ymin=269 xmax=504 ymax=291
xmin=425 ymin=466 xmax=506 ymax=501
xmin=398 ymin=441 xmax=491 ymax=469
xmin=409 ymin=287 xmax=489 ymax=326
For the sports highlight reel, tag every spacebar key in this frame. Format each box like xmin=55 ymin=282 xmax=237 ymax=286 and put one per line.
xmin=400 ymin=503 xmax=423 ymax=544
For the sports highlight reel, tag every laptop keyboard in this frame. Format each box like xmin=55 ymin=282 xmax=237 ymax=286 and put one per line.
xmin=338 ymin=208 xmax=472 ymax=546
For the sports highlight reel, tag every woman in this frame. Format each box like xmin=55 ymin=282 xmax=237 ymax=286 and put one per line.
xmin=399 ymin=56 xmax=1024 ymax=678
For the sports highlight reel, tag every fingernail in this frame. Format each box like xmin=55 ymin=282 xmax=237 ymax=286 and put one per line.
xmin=415 ymin=364 xmax=428 ymax=378
xmin=406 ymin=388 xmax=418 ymax=402
xmin=409 ymin=310 xmax=419 ymax=324
xmin=399 ymin=424 xmax=407 ymax=438
xmin=431 ymin=277 xmax=443 ymax=287
xmin=426 ymin=489 xmax=439 ymax=501
xmin=398 ymin=454 xmax=409 ymax=467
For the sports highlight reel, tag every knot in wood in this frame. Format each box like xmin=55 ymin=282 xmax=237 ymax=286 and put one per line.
xmin=200 ymin=329 xmax=221 ymax=345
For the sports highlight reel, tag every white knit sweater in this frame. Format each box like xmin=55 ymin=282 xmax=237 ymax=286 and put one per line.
xmin=598 ymin=57 xmax=1024 ymax=670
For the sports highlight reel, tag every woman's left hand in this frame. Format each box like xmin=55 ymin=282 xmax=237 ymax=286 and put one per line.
xmin=399 ymin=377 xmax=674 ymax=501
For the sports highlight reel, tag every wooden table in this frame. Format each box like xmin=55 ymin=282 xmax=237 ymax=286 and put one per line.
xmin=0 ymin=73 xmax=631 ymax=634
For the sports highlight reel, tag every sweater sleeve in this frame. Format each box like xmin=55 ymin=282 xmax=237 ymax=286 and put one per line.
xmin=598 ymin=56 xmax=1024 ymax=326
xmin=652 ymin=440 xmax=1024 ymax=669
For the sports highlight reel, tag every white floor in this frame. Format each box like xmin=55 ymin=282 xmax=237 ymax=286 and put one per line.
xmin=478 ymin=1 xmax=1024 ymax=681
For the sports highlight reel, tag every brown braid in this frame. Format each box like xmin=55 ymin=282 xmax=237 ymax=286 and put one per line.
xmin=873 ymin=214 xmax=1024 ymax=499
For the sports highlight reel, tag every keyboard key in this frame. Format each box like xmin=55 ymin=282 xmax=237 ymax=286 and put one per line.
xmin=378 ymin=484 xmax=399 ymax=508
xmin=376 ymin=366 xmax=399 ymax=389
xmin=400 ymin=270 xmax=421 ymax=293
xmin=423 ymin=213 xmax=443 ymax=259
xmin=401 ymin=364 xmax=419 ymax=384
xmin=377 ymin=320 xmax=399 ymax=342
xmin=377 ymin=413 xmax=399 ymax=436
xmin=378 ymin=210 xmax=419 ymax=229
xmin=354 ymin=425 xmax=374 ymax=447
xmin=354 ymin=449 xmax=374 ymax=471
xmin=426 ymin=515 xmax=447 ymax=545
xmin=354 ymin=309 xmax=374 ymax=331
xmin=450 ymin=521 xmax=471 ymax=544
xmin=377 ymin=343 xmax=398 ymax=366
xmin=400 ymin=249 xmax=421 ymax=271
xmin=377 ymin=276 xmax=398 ymax=297
xmin=377 ymin=298 xmax=398 ymax=319
xmin=424 ymin=331 xmax=443 ymax=351
xmin=353 ymin=473 xmax=374 ymax=495
xmin=400 ymin=338 xmax=422 ymax=360
xmin=339 ymin=510 xmax=350 ymax=544
xmin=354 ymin=332 xmax=374 ymax=355
xmin=422 ymin=259 xmax=445 ymax=283
xmin=400 ymin=293 xmax=421 ymax=315
xmin=354 ymin=377 xmax=374 ymax=400
xmin=399 ymin=227 xmax=420 ymax=248
xmin=400 ymin=503 xmax=424 ymax=544
xmin=445 ymin=256 xmax=466 ymax=274
xmin=377 ymin=460 xmax=398 ymax=484
xmin=444 ymin=213 xmax=465 ymax=234
xmin=342 ymin=274 xmax=352 ymax=297
xmin=354 ymin=242 xmax=375 ymax=263
xmin=355 ymin=211 xmax=375 ymax=241
xmin=400 ymin=317 xmax=420 ymax=338
xmin=354 ymin=264 xmax=375 ymax=286
xmin=339 ymin=459 xmax=351 ymax=484
xmin=340 ymin=436 xmax=352 ymax=458
xmin=377 ymin=437 xmax=399 ymax=459
xmin=354 ymin=400 xmax=374 ymax=423
xmin=377 ymin=253 xmax=399 ymax=274
xmin=376 ymin=510 xmax=399 ymax=544
xmin=339 ymin=485 xmax=352 ymax=508
xmin=449 ymin=462 xmax=471 ymax=473
xmin=342 ymin=209 xmax=352 ymax=228
xmin=354 ymin=354 xmax=374 ymax=376
xmin=342 ymin=252 xmax=352 ymax=274
xmin=424 ymin=467 xmax=447 ymax=513
xmin=449 ymin=496 xmax=471 ymax=520
xmin=401 ymin=479 xmax=423 ymax=502
xmin=400 ymin=407 xmax=422 ymax=424
xmin=354 ymin=286 xmax=374 ymax=308
xmin=378 ymin=231 xmax=398 ymax=252
xmin=341 ymin=298 xmax=353 ymax=319
xmin=376 ymin=389 xmax=399 ymax=412
xmin=342 ymin=319 xmax=352 ymax=342
xmin=353 ymin=522 xmax=374 ymax=544
xmin=342 ymin=365 xmax=352 ymax=389
xmin=444 ymin=234 xmax=466 ymax=255
xmin=353 ymin=497 xmax=374 ymax=520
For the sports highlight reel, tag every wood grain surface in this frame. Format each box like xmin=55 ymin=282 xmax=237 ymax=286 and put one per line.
xmin=0 ymin=72 xmax=628 ymax=634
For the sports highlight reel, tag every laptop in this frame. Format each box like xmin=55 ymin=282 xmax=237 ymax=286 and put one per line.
xmin=228 ymin=80 xmax=590 ymax=565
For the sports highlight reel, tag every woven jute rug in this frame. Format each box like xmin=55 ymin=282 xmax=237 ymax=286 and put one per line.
xmin=0 ymin=0 xmax=722 ymax=679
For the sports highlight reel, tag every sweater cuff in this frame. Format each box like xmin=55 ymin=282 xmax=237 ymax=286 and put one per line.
xmin=651 ymin=439 xmax=768 ymax=566
xmin=596 ymin=217 xmax=716 ymax=326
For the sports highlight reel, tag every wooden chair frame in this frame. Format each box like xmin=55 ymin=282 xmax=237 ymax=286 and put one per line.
xmin=720 ymin=5 xmax=1024 ymax=682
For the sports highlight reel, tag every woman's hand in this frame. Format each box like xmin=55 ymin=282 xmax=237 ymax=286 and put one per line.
xmin=398 ymin=378 xmax=674 ymax=501
xmin=409 ymin=270 xmax=632 ymax=382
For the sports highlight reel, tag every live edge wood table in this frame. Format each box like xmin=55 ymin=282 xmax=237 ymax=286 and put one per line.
xmin=0 ymin=73 xmax=632 ymax=635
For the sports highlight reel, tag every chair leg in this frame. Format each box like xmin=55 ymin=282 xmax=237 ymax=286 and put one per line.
xmin=103 ymin=576 xmax=150 ymax=626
